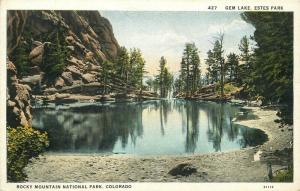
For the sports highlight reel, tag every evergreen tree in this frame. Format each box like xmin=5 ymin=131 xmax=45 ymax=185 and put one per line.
xmin=42 ymin=25 xmax=69 ymax=81
xmin=115 ymin=46 xmax=130 ymax=85
xmin=238 ymin=35 xmax=252 ymax=86
xmin=145 ymin=78 xmax=154 ymax=91
xmin=11 ymin=40 xmax=31 ymax=77
xmin=101 ymin=60 xmax=113 ymax=94
xmin=226 ymin=53 xmax=239 ymax=82
xmin=129 ymin=48 xmax=146 ymax=93
xmin=158 ymin=56 xmax=167 ymax=97
xmin=190 ymin=46 xmax=201 ymax=94
xmin=205 ymin=49 xmax=218 ymax=84
xmin=182 ymin=44 xmax=191 ymax=96
xmin=162 ymin=67 xmax=173 ymax=98
xmin=211 ymin=33 xmax=225 ymax=97
xmin=155 ymin=56 xmax=173 ymax=98
xmin=180 ymin=42 xmax=201 ymax=97
xmin=174 ymin=75 xmax=184 ymax=96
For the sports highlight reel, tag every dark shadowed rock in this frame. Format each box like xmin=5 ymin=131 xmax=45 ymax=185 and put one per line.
xmin=168 ymin=163 xmax=197 ymax=176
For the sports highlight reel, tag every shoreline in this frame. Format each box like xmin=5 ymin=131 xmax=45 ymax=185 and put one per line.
xmin=24 ymin=106 xmax=293 ymax=182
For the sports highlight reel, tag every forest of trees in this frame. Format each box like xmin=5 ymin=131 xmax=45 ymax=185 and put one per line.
xmin=172 ymin=12 xmax=293 ymax=124
xmin=204 ymin=34 xmax=252 ymax=93
xmin=241 ymin=12 xmax=293 ymax=124
xmin=86 ymin=46 xmax=147 ymax=95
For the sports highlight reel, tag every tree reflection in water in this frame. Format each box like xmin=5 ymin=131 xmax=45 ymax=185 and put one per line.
xmin=32 ymin=100 xmax=267 ymax=154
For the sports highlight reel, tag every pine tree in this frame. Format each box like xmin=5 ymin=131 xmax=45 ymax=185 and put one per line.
xmin=180 ymin=42 xmax=201 ymax=97
xmin=145 ymin=78 xmax=154 ymax=91
xmin=155 ymin=56 xmax=173 ymax=98
xmin=190 ymin=45 xmax=201 ymax=94
xmin=162 ymin=67 xmax=173 ymax=98
xmin=182 ymin=44 xmax=192 ymax=96
xmin=101 ymin=60 xmax=113 ymax=94
xmin=205 ymin=50 xmax=218 ymax=84
xmin=238 ymin=35 xmax=252 ymax=86
xmin=11 ymin=40 xmax=30 ymax=77
xmin=158 ymin=57 xmax=167 ymax=97
xmin=212 ymin=33 xmax=225 ymax=98
xmin=129 ymin=48 xmax=146 ymax=93
xmin=42 ymin=25 xmax=69 ymax=81
xmin=115 ymin=46 xmax=130 ymax=83
xmin=226 ymin=53 xmax=239 ymax=82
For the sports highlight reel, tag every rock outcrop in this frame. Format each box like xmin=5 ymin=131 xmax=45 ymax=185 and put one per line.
xmin=6 ymin=10 xmax=120 ymax=127
xmin=7 ymin=61 xmax=32 ymax=127
xmin=7 ymin=10 xmax=119 ymax=94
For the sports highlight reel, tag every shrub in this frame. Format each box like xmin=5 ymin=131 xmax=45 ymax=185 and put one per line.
xmin=215 ymin=82 xmax=239 ymax=95
xmin=7 ymin=126 xmax=49 ymax=182
xmin=272 ymin=165 xmax=293 ymax=182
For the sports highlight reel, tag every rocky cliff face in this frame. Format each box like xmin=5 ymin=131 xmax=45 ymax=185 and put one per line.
xmin=7 ymin=10 xmax=120 ymax=127
xmin=8 ymin=10 xmax=119 ymax=91
xmin=7 ymin=61 xmax=32 ymax=127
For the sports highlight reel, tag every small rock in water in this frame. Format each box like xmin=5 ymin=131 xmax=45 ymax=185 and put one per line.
xmin=168 ymin=163 xmax=197 ymax=176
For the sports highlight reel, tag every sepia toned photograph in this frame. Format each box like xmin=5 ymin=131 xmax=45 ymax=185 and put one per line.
xmin=4 ymin=7 xmax=295 ymax=186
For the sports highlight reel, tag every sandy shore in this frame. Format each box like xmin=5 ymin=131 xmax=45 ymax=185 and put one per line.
xmin=25 ymin=107 xmax=293 ymax=182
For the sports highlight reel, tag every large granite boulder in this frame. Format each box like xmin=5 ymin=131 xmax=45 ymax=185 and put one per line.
xmin=29 ymin=44 xmax=44 ymax=65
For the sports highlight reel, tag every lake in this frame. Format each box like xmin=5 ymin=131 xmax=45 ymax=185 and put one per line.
xmin=32 ymin=99 xmax=268 ymax=155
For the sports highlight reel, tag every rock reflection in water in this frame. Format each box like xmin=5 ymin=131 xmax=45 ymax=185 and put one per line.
xmin=32 ymin=100 xmax=267 ymax=155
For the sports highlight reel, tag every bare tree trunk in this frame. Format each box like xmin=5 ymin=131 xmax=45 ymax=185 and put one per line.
xmin=221 ymin=58 xmax=224 ymax=98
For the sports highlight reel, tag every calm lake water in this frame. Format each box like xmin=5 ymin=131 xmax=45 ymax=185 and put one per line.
xmin=32 ymin=100 xmax=267 ymax=155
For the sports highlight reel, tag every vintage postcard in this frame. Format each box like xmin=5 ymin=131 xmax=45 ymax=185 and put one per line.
xmin=0 ymin=0 xmax=300 ymax=190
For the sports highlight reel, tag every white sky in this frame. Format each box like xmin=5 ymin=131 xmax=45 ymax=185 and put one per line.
xmin=100 ymin=11 xmax=255 ymax=76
